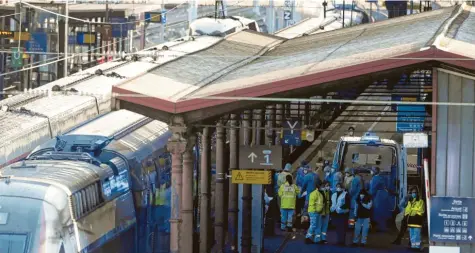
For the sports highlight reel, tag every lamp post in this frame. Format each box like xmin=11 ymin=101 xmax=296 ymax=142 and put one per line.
xmin=64 ymin=0 xmax=68 ymax=77
xmin=323 ymin=0 xmax=327 ymax=18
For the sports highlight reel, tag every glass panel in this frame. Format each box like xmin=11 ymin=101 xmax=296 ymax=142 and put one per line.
xmin=0 ymin=233 xmax=28 ymax=253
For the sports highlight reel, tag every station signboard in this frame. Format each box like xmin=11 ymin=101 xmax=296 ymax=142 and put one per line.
xmin=239 ymin=146 xmax=282 ymax=170
xmin=430 ymin=197 xmax=475 ymax=243
xmin=282 ymin=118 xmax=302 ymax=146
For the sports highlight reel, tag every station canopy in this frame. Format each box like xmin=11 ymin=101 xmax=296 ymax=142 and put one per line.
xmin=112 ymin=4 xmax=475 ymax=123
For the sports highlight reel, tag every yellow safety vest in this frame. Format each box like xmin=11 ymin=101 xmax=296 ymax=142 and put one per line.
xmin=154 ymin=184 xmax=167 ymax=206
xmin=278 ymin=182 xmax=300 ymax=209
xmin=308 ymin=190 xmax=324 ymax=214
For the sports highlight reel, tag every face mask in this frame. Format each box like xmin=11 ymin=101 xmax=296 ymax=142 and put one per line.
xmin=370 ymin=171 xmax=374 ymax=175
xmin=411 ymin=193 xmax=417 ymax=198
xmin=360 ymin=194 xmax=364 ymax=199
xmin=331 ymin=169 xmax=335 ymax=173
xmin=336 ymin=187 xmax=342 ymax=192
xmin=325 ymin=186 xmax=330 ymax=191
xmin=326 ymin=172 xmax=330 ymax=176
xmin=303 ymin=169 xmax=308 ymax=174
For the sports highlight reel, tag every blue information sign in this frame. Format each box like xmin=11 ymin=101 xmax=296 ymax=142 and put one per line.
xmin=396 ymin=105 xmax=425 ymax=132
xmin=26 ymin=32 xmax=48 ymax=53
xmin=430 ymin=196 xmax=475 ymax=243
xmin=283 ymin=119 xmax=301 ymax=146
xmin=110 ymin=17 xmax=128 ymax=38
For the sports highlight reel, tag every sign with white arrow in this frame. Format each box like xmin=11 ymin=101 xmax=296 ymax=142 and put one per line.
xmin=282 ymin=118 xmax=302 ymax=146
xmin=430 ymin=196 xmax=475 ymax=243
xmin=239 ymin=146 xmax=283 ymax=170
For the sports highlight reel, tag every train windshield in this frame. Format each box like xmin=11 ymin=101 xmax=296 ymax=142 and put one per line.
xmin=0 ymin=195 xmax=63 ymax=253
xmin=341 ymin=143 xmax=396 ymax=172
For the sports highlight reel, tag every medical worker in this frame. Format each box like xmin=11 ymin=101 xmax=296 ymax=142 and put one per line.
xmin=295 ymin=161 xmax=309 ymax=217
xmin=331 ymin=166 xmax=343 ymax=193
xmin=320 ymin=181 xmax=331 ymax=244
xmin=305 ymin=181 xmax=324 ymax=244
xmin=352 ymin=189 xmax=372 ymax=247
xmin=302 ymin=166 xmax=320 ymax=211
xmin=369 ymin=166 xmax=390 ymax=232
xmin=278 ymin=163 xmax=293 ymax=187
xmin=405 ymin=188 xmax=425 ymax=250
xmin=344 ymin=168 xmax=354 ymax=190
xmin=324 ymin=166 xmax=332 ymax=184
xmin=348 ymin=168 xmax=364 ymax=227
xmin=296 ymin=161 xmax=309 ymax=188
xmin=331 ymin=182 xmax=351 ymax=245
xmin=279 ymin=175 xmax=300 ymax=231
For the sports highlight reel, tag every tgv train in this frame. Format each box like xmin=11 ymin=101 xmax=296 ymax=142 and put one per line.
xmin=189 ymin=16 xmax=261 ymax=36
xmin=0 ymin=109 xmax=195 ymax=253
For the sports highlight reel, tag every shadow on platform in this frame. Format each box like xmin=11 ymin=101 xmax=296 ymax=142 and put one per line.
xmin=264 ymin=228 xmax=429 ymax=253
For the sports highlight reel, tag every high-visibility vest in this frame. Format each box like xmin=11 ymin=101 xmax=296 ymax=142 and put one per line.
xmin=154 ymin=184 xmax=167 ymax=206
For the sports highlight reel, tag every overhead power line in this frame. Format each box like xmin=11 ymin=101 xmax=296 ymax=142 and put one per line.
xmin=20 ymin=0 xmax=247 ymax=25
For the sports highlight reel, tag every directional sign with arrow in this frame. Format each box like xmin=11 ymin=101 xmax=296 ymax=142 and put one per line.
xmin=248 ymin=152 xmax=257 ymax=163
xmin=430 ymin=196 xmax=475 ymax=243
xmin=239 ymin=146 xmax=282 ymax=170
xmin=282 ymin=118 xmax=302 ymax=146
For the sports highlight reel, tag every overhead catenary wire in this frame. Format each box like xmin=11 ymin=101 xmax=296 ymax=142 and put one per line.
xmin=19 ymin=0 xmax=248 ymax=25
xmin=0 ymin=29 xmax=144 ymax=77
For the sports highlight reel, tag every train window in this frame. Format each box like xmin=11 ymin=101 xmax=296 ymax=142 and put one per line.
xmin=77 ymin=192 xmax=84 ymax=217
xmin=81 ymin=189 xmax=88 ymax=213
xmin=86 ymin=188 xmax=93 ymax=211
xmin=91 ymin=185 xmax=97 ymax=207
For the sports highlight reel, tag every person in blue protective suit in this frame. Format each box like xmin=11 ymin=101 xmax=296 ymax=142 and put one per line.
xmin=331 ymin=166 xmax=343 ymax=193
xmin=331 ymin=182 xmax=351 ymax=245
xmin=302 ymin=166 xmax=321 ymax=213
xmin=352 ymin=189 xmax=372 ymax=247
xmin=324 ymin=166 xmax=332 ymax=184
xmin=348 ymin=168 xmax=363 ymax=227
xmin=295 ymin=161 xmax=309 ymax=218
xmin=296 ymin=161 xmax=309 ymax=189
xmin=369 ymin=166 xmax=391 ymax=232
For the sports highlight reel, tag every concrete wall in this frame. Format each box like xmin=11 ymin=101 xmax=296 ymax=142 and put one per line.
xmin=435 ymin=68 xmax=475 ymax=252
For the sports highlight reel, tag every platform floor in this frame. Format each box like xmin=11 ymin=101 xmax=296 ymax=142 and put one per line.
xmin=264 ymin=226 xmax=429 ymax=253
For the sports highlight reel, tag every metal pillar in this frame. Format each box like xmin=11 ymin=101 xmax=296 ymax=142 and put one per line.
xmin=182 ymin=136 xmax=196 ymax=253
xmin=228 ymin=114 xmax=239 ymax=252
xmin=275 ymin=104 xmax=284 ymax=145
xmin=215 ymin=121 xmax=226 ymax=252
xmin=241 ymin=110 xmax=252 ymax=253
xmin=168 ymin=116 xmax=188 ymax=253
xmin=200 ymin=127 xmax=212 ymax=253
xmin=266 ymin=106 xmax=276 ymax=145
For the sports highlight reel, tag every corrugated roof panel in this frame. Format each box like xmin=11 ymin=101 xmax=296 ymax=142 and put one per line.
xmin=275 ymin=18 xmax=324 ymax=39
xmin=213 ymin=7 xmax=454 ymax=84
xmin=455 ymin=7 xmax=475 ymax=44
xmin=150 ymin=31 xmax=282 ymax=87
xmin=67 ymin=110 xmax=146 ymax=137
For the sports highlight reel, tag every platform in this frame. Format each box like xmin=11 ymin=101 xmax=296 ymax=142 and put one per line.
xmin=264 ymin=227 xmax=429 ymax=253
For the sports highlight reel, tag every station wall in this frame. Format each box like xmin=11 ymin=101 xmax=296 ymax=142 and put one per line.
xmin=434 ymin=68 xmax=475 ymax=252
